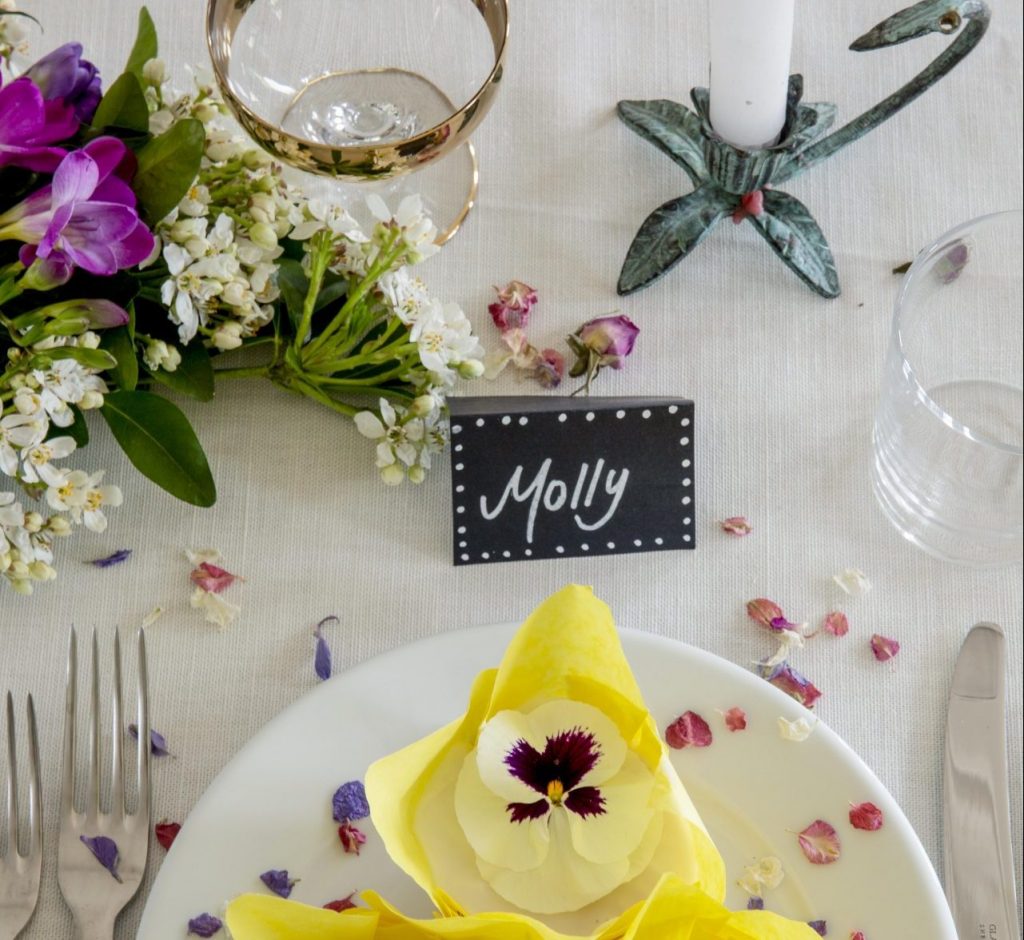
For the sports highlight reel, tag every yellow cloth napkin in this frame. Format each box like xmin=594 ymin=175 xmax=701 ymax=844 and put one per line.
xmin=226 ymin=585 xmax=818 ymax=939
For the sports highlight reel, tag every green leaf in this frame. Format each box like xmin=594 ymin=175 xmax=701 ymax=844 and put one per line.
xmin=101 ymin=390 xmax=216 ymax=506
xmin=124 ymin=7 xmax=158 ymax=78
xmin=277 ymin=259 xmax=309 ymax=331
xmin=100 ymin=326 xmax=139 ymax=391
xmin=616 ymin=100 xmax=708 ymax=185
xmin=90 ymin=72 xmax=150 ymax=134
xmin=748 ymin=190 xmax=841 ymax=298
xmin=147 ymin=341 xmax=214 ymax=402
xmin=29 ymin=346 xmax=117 ymax=371
xmin=617 ymin=185 xmax=729 ymax=295
xmin=133 ymin=119 xmax=205 ymax=225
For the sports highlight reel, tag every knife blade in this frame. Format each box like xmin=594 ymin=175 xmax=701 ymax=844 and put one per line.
xmin=943 ymin=622 xmax=1019 ymax=940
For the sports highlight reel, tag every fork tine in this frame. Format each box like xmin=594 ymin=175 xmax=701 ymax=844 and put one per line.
xmin=110 ymin=629 xmax=124 ymax=821
xmin=85 ymin=628 xmax=100 ymax=818
xmin=62 ymin=627 xmax=77 ymax=817
xmin=5 ymin=691 xmax=17 ymax=856
xmin=27 ymin=693 xmax=41 ymax=857
xmin=135 ymin=628 xmax=151 ymax=822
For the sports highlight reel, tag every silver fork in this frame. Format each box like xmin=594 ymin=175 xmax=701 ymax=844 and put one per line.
xmin=58 ymin=629 xmax=151 ymax=940
xmin=0 ymin=693 xmax=41 ymax=940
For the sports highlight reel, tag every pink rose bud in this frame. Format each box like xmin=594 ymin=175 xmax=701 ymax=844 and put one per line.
xmin=488 ymin=279 xmax=538 ymax=332
xmin=577 ymin=314 xmax=639 ymax=367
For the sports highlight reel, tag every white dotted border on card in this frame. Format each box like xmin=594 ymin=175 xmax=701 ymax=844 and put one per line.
xmin=452 ymin=405 xmax=693 ymax=562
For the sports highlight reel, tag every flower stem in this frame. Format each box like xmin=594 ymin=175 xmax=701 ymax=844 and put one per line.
xmin=213 ymin=365 xmax=270 ymax=380
xmin=292 ymin=230 xmax=332 ymax=357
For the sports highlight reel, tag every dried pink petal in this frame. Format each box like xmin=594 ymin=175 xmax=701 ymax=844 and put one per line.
xmin=746 ymin=598 xmax=784 ymax=628
xmin=849 ymin=932 xmax=866 ymax=940
xmin=324 ymin=893 xmax=358 ymax=912
xmin=822 ymin=611 xmax=849 ymax=637
xmin=722 ymin=707 xmax=747 ymax=732
xmin=870 ymin=634 xmax=900 ymax=662
xmin=488 ymin=280 xmax=538 ymax=332
xmin=665 ymin=711 xmax=713 ymax=749
xmin=720 ymin=516 xmax=753 ymax=536
xmin=338 ymin=821 xmax=367 ymax=855
xmin=732 ymin=189 xmax=766 ymax=224
xmin=849 ymin=801 xmax=884 ymax=831
xmin=190 ymin=561 xmax=241 ymax=594
xmin=797 ymin=819 xmax=841 ymax=865
xmin=765 ymin=662 xmax=822 ymax=709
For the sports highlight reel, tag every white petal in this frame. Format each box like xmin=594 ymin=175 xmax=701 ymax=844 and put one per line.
xmin=379 ymin=398 xmax=397 ymax=427
xmin=565 ymin=750 xmax=657 ymax=864
xmin=479 ymin=808 xmax=629 ymax=914
xmin=365 ymin=193 xmax=390 ymax=222
xmin=353 ymin=411 xmax=385 ymax=439
xmin=375 ymin=442 xmax=395 ymax=468
xmin=455 ymin=751 xmax=551 ymax=872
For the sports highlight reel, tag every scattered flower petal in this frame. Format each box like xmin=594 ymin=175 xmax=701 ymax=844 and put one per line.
xmin=870 ymin=634 xmax=900 ymax=662
xmin=128 ymin=724 xmax=172 ymax=757
xmin=87 ymin=549 xmax=132 ymax=568
xmin=332 ymin=780 xmax=370 ymax=822
xmin=324 ymin=894 xmax=358 ymax=912
xmin=892 ymin=261 xmax=912 ymax=275
xmin=833 ymin=568 xmax=871 ymax=596
xmin=761 ymin=629 xmax=805 ymax=668
xmin=155 ymin=820 xmax=182 ymax=850
xmin=747 ymin=897 xmax=765 ymax=910
xmin=754 ymin=856 xmax=785 ymax=890
xmin=187 ymin=913 xmax=224 ymax=937
xmin=849 ymin=801 xmax=884 ymax=831
xmin=259 ymin=869 xmax=297 ymax=898
xmin=488 ymin=280 xmax=537 ymax=332
xmin=850 ymin=932 xmax=866 ymax=940
xmin=746 ymin=598 xmax=784 ymax=628
xmin=777 ymin=716 xmax=816 ymax=742
xmin=190 ymin=561 xmax=241 ymax=593
xmin=338 ymin=820 xmax=367 ymax=855
xmin=535 ymin=348 xmax=565 ymax=388
xmin=936 ymin=240 xmax=970 ymax=284
xmin=141 ymin=606 xmax=164 ymax=627
xmin=79 ymin=834 xmax=122 ymax=881
xmin=313 ymin=615 xmax=337 ymax=681
xmin=722 ymin=706 xmax=747 ymax=732
xmin=190 ymin=586 xmax=240 ymax=628
xmin=720 ymin=516 xmax=753 ymax=536
xmin=807 ymin=920 xmax=828 ymax=936
xmin=822 ymin=611 xmax=849 ymax=637
xmin=186 ymin=548 xmax=223 ymax=566
xmin=665 ymin=710 xmax=713 ymax=749
xmin=763 ymin=662 xmax=822 ymax=709
xmin=797 ymin=820 xmax=841 ymax=865
xmin=732 ymin=189 xmax=765 ymax=224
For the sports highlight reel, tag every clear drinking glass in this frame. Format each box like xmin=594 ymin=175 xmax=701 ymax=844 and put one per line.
xmin=872 ymin=210 xmax=1023 ymax=567
xmin=206 ymin=0 xmax=508 ymax=242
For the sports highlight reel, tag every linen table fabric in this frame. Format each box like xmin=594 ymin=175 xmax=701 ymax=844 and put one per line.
xmin=1 ymin=0 xmax=1021 ymax=937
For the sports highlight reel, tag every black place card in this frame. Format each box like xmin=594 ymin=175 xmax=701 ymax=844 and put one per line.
xmin=448 ymin=397 xmax=695 ymax=565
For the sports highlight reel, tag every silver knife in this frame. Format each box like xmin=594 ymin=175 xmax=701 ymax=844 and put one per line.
xmin=943 ymin=622 xmax=1020 ymax=940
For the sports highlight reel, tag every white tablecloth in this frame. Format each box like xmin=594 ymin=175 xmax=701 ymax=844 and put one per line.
xmin=2 ymin=1 xmax=1022 ymax=936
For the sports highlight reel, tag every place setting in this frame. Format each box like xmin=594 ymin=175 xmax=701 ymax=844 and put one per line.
xmin=0 ymin=0 xmax=1021 ymax=938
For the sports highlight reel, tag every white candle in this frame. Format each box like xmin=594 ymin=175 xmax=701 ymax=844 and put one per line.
xmin=709 ymin=0 xmax=795 ymax=150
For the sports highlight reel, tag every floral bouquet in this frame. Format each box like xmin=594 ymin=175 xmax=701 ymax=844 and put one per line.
xmin=0 ymin=7 xmax=482 ymax=595
xmin=224 ymin=586 xmax=820 ymax=939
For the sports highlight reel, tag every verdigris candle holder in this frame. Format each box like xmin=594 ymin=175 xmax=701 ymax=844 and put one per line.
xmin=617 ymin=0 xmax=990 ymax=298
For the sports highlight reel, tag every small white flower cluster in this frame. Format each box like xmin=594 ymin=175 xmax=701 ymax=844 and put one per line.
xmin=354 ymin=397 xmax=451 ymax=486
xmin=143 ymin=64 xmax=301 ymax=352
xmin=2 ymin=335 xmax=121 ymax=594
xmin=0 ymin=0 xmax=31 ymax=66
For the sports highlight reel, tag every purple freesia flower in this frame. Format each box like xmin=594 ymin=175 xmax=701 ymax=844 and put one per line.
xmin=0 ymin=136 xmax=154 ymax=280
xmin=0 ymin=76 xmax=77 ymax=172
xmin=25 ymin=42 xmax=102 ymax=123
xmin=576 ymin=314 xmax=639 ymax=368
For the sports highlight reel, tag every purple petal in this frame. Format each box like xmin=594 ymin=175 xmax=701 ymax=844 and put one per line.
xmin=108 ymin=220 xmax=156 ymax=269
xmin=50 ymin=150 xmax=100 ymax=207
xmin=747 ymin=897 xmax=765 ymax=910
xmin=187 ymin=913 xmax=224 ymax=937
xmin=39 ymin=202 xmax=75 ymax=257
xmin=84 ymin=136 xmax=132 ymax=185
xmin=313 ymin=616 xmax=337 ymax=681
xmin=79 ymin=834 xmax=122 ymax=882
xmin=0 ymin=143 xmax=68 ymax=172
xmin=505 ymin=727 xmax=601 ymax=794
xmin=331 ymin=780 xmax=370 ymax=822
xmin=0 ymin=79 xmax=49 ymax=142
xmin=128 ymin=724 xmax=172 ymax=757
xmin=93 ymin=175 xmax=137 ymax=209
xmin=563 ymin=785 xmax=606 ymax=819
xmin=259 ymin=869 xmax=296 ymax=898
xmin=807 ymin=921 xmax=828 ymax=936
xmin=505 ymin=798 xmax=550 ymax=823
xmin=75 ymin=299 xmax=130 ymax=329
xmin=88 ymin=549 xmax=132 ymax=568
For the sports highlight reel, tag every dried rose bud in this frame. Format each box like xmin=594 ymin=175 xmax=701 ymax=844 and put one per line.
xmin=746 ymin=598 xmax=784 ymax=628
xmin=488 ymin=280 xmax=537 ymax=332
xmin=849 ymin=801 xmax=884 ymax=831
xmin=575 ymin=314 xmax=639 ymax=365
xmin=665 ymin=710 xmax=713 ymax=748
xmin=721 ymin=516 xmax=753 ymax=536
xmin=870 ymin=634 xmax=900 ymax=662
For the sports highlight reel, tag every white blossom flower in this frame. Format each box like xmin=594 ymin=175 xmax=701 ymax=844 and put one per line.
xmin=354 ymin=398 xmax=425 ymax=480
xmin=367 ymin=193 xmax=438 ymax=264
xmin=18 ymin=435 xmax=76 ymax=484
xmin=411 ymin=302 xmax=484 ymax=380
xmin=142 ymin=339 xmax=182 ymax=373
xmin=1 ymin=412 xmax=47 ymax=476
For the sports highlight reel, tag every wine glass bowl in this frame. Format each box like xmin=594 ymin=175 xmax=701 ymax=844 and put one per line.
xmin=206 ymin=0 xmax=508 ymax=235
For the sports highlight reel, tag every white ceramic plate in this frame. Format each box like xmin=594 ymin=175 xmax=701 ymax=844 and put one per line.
xmin=138 ymin=626 xmax=955 ymax=938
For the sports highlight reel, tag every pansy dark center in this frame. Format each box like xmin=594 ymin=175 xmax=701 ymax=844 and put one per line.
xmin=503 ymin=726 xmax=607 ymax=823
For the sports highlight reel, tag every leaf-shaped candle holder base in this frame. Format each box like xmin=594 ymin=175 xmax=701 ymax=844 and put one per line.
xmin=616 ymin=0 xmax=989 ymax=298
